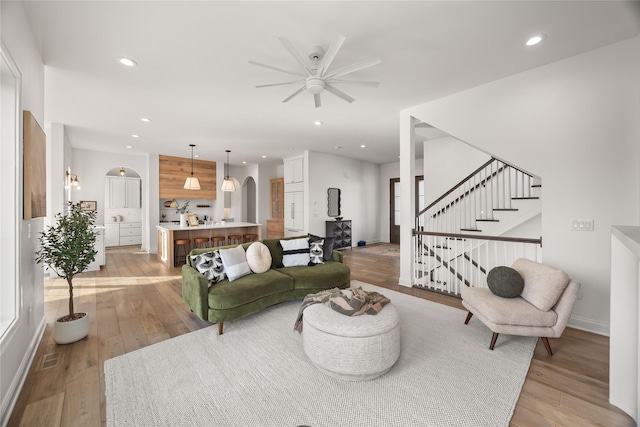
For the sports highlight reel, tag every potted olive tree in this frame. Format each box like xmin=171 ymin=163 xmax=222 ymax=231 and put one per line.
xmin=36 ymin=201 xmax=97 ymax=344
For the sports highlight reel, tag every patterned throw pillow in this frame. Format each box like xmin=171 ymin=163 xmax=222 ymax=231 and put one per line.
xmin=309 ymin=239 xmax=324 ymax=265
xmin=280 ymin=238 xmax=310 ymax=267
xmin=308 ymin=233 xmax=335 ymax=261
xmin=190 ymin=250 xmax=226 ymax=286
xmin=219 ymin=245 xmax=252 ymax=281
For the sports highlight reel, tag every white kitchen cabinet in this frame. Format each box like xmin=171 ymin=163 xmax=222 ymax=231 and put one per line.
xmin=283 ymin=155 xmax=303 ymax=184
xmin=119 ymin=222 xmax=142 ymax=246
xmin=126 ymin=178 xmax=141 ymax=208
xmin=284 ymin=191 xmax=304 ymax=235
xmin=104 ymin=223 xmax=119 ymax=247
xmin=105 ymin=177 xmax=141 ymax=209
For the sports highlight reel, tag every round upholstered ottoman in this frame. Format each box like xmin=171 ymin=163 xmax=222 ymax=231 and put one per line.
xmin=302 ymin=302 xmax=400 ymax=381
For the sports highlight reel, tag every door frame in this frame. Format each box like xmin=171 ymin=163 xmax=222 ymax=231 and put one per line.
xmin=389 ymin=175 xmax=424 ymax=244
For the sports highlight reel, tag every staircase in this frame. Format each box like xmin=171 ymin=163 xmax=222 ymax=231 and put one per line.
xmin=413 ymin=158 xmax=542 ymax=295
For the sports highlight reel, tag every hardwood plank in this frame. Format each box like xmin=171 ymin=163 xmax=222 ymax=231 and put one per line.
xmin=7 ymin=243 xmax=636 ymax=427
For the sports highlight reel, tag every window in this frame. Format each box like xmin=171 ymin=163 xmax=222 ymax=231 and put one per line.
xmin=0 ymin=44 xmax=20 ymax=338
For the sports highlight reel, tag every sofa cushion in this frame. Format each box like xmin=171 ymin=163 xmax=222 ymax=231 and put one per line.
xmin=190 ymin=250 xmax=226 ymax=285
xmin=277 ymin=261 xmax=350 ymax=290
xmin=245 ymin=242 xmax=272 ymax=273
xmin=461 ymin=287 xmax=558 ymax=327
xmin=280 ymin=238 xmax=310 ymax=267
xmin=219 ymin=245 xmax=252 ymax=281
xmin=208 ymin=269 xmax=294 ymax=309
xmin=308 ymin=234 xmax=335 ymax=261
xmin=512 ymin=258 xmax=570 ymax=311
xmin=487 ymin=266 xmax=524 ymax=298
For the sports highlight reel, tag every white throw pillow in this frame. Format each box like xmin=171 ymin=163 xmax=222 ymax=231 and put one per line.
xmin=280 ymin=238 xmax=310 ymax=267
xmin=219 ymin=245 xmax=252 ymax=281
xmin=245 ymin=242 xmax=272 ymax=274
xmin=309 ymin=239 xmax=324 ymax=265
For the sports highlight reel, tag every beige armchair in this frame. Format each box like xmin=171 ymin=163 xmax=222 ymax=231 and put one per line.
xmin=461 ymin=258 xmax=580 ymax=356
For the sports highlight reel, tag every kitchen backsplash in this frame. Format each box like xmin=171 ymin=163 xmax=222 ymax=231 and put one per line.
xmin=105 ymin=208 xmax=143 ymax=223
xmin=160 ymin=198 xmax=216 ymax=223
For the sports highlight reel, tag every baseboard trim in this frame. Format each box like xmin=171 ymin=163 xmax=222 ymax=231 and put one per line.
xmin=568 ymin=314 xmax=609 ymax=337
xmin=1 ymin=315 xmax=46 ymax=427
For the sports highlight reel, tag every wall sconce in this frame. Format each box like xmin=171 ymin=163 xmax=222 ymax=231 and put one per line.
xmin=119 ymin=167 xmax=126 ymax=176
xmin=65 ymin=171 xmax=80 ymax=189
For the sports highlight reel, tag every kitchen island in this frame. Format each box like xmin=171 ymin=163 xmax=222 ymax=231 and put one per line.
xmin=156 ymin=222 xmax=262 ymax=267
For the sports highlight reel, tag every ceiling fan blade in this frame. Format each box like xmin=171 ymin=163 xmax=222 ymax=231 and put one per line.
xmin=282 ymin=85 xmax=307 ymax=103
xmin=255 ymin=80 xmax=305 ymax=88
xmin=325 ymin=58 xmax=382 ymax=79
xmin=249 ymin=60 xmax=306 ymax=77
xmin=327 ymin=79 xmax=380 ymax=88
xmin=278 ymin=37 xmax=312 ymax=75
xmin=314 ymin=93 xmax=322 ymax=108
xmin=324 ymin=84 xmax=355 ymax=104
xmin=317 ymin=34 xmax=346 ymax=76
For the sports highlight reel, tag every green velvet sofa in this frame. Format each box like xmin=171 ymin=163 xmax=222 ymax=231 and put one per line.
xmin=181 ymin=236 xmax=351 ymax=334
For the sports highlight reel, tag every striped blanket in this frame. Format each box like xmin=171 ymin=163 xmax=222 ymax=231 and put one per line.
xmin=294 ymin=287 xmax=391 ymax=333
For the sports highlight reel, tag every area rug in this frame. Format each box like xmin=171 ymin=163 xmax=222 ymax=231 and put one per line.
xmin=104 ymin=281 xmax=535 ymax=427
xmin=355 ymin=244 xmax=400 ymax=257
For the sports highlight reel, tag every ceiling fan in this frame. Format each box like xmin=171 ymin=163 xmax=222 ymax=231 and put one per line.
xmin=249 ymin=35 xmax=381 ymax=108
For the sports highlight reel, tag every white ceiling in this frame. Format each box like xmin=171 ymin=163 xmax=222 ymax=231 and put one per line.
xmin=22 ymin=1 xmax=640 ymax=166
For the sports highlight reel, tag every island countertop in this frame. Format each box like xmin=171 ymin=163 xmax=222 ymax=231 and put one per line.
xmin=156 ymin=222 xmax=260 ymax=231
xmin=156 ymin=222 xmax=262 ymax=267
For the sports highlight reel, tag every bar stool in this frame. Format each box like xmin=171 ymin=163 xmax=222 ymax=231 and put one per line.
xmin=243 ymin=233 xmax=258 ymax=243
xmin=228 ymin=234 xmax=242 ymax=245
xmin=174 ymin=239 xmax=191 ymax=267
xmin=193 ymin=237 xmax=210 ymax=249
xmin=211 ymin=236 xmax=226 ymax=247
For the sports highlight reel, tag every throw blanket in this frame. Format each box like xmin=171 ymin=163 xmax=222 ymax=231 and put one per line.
xmin=294 ymin=287 xmax=391 ymax=333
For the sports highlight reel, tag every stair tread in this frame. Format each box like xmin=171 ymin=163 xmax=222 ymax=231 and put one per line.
xmin=476 ymin=219 xmax=499 ymax=222
xmin=493 ymin=208 xmax=519 ymax=211
xmin=460 ymin=228 xmax=482 ymax=232
xmin=511 ymin=197 xmax=539 ymax=200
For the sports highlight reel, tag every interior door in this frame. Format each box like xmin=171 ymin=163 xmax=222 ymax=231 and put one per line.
xmin=389 ymin=176 xmax=424 ymax=244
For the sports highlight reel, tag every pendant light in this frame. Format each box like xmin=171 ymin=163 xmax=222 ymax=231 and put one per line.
xmin=221 ymin=149 xmax=236 ymax=192
xmin=184 ymin=144 xmax=201 ymax=190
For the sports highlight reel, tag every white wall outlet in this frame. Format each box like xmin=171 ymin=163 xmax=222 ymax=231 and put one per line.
xmin=571 ymin=219 xmax=594 ymax=231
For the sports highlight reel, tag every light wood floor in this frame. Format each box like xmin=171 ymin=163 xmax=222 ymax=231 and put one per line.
xmin=7 ymin=244 xmax=635 ymax=426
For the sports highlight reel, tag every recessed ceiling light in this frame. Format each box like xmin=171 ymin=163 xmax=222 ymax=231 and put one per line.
xmin=525 ymin=35 xmax=545 ymax=47
xmin=117 ymin=57 xmax=137 ymax=67
xmin=125 ymin=145 xmax=133 ymax=149
xmin=242 ymin=161 xmax=247 ymax=164
xmin=334 ymin=146 xmax=342 ymax=149
xmin=140 ymin=117 xmax=151 ymax=122
xmin=131 ymin=134 xmax=140 ymax=138
xmin=261 ymin=155 xmax=267 ymax=159
xmin=314 ymin=121 xmax=323 ymax=126
xmin=360 ymin=144 xmax=366 ymax=148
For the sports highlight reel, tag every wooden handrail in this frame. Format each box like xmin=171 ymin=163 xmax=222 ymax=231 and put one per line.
xmin=413 ymin=229 xmax=542 ymax=246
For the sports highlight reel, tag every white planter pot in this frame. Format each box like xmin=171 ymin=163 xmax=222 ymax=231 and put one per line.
xmin=53 ymin=312 xmax=89 ymax=344
xmin=180 ymin=213 xmax=187 ymax=228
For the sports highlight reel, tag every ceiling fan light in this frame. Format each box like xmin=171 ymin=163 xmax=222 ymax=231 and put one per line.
xmin=306 ymin=77 xmax=325 ymax=94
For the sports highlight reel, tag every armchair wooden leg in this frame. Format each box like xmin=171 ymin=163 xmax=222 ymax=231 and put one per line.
xmin=218 ymin=322 xmax=224 ymax=335
xmin=464 ymin=311 xmax=473 ymax=324
xmin=489 ymin=332 xmax=499 ymax=350
xmin=540 ymin=337 xmax=553 ymax=356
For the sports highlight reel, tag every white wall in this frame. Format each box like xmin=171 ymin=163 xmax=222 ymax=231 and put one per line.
xmin=71 ymin=148 xmax=154 ymax=251
xmin=0 ymin=2 xmax=46 ymax=423
xmin=423 ymin=136 xmax=492 ymax=203
xmin=307 ymin=151 xmax=380 ymax=245
xmin=405 ymin=36 xmax=640 ymax=335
